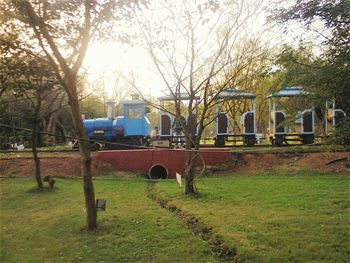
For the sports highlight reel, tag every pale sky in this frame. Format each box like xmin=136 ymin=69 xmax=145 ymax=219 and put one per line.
xmin=83 ymin=43 xmax=162 ymax=98
xmin=83 ymin=0 xmax=326 ymax=101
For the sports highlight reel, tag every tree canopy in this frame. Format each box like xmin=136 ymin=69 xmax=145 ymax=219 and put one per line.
xmin=273 ymin=0 xmax=350 ymax=113
xmin=0 ymin=0 xmax=144 ymax=230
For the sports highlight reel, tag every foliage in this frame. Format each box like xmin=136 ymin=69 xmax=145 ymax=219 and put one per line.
xmin=326 ymin=116 xmax=350 ymax=145
xmin=0 ymin=0 xmax=147 ymax=229
xmin=219 ymin=44 xmax=275 ymax=133
xmin=80 ymin=95 xmax=106 ymax=119
xmin=272 ymin=0 xmax=350 ymax=114
xmin=0 ymin=51 xmax=70 ymax=155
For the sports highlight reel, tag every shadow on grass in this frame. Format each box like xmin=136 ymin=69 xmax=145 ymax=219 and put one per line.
xmin=26 ymin=186 xmax=58 ymax=194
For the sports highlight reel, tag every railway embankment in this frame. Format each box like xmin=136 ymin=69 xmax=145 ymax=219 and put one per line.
xmin=0 ymin=147 xmax=348 ymax=177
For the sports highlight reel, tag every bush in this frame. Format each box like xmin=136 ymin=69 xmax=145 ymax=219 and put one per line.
xmin=327 ymin=117 xmax=350 ymax=146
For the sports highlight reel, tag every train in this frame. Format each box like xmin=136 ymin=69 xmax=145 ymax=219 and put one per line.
xmin=83 ymin=96 xmax=151 ymax=150
xmin=83 ymin=87 xmax=347 ymax=149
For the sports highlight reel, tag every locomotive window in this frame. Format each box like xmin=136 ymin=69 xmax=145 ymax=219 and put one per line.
xmin=127 ymin=109 xmax=143 ymax=119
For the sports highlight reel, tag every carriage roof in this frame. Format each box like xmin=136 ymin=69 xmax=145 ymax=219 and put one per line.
xmin=120 ymin=99 xmax=147 ymax=105
xmin=217 ymin=88 xmax=256 ymax=99
xmin=268 ymin=86 xmax=313 ymax=98
xmin=158 ymin=93 xmax=200 ymax=101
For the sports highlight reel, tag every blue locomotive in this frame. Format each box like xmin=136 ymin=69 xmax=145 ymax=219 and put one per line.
xmin=83 ymin=97 xmax=151 ymax=150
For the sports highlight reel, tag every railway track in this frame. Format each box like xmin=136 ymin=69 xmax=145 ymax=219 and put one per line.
xmin=0 ymin=143 xmax=347 ymax=156
xmin=0 ymin=149 xmax=79 ymax=154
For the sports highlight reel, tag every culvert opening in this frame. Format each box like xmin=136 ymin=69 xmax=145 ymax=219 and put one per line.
xmin=149 ymin=165 xmax=168 ymax=179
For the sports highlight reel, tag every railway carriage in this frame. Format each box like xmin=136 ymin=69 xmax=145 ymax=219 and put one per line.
xmin=157 ymin=93 xmax=200 ymax=147
xmin=268 ymin=87 xmax=315 ymax=146
xmin=214 ymin=88 xmax=257 ymax=147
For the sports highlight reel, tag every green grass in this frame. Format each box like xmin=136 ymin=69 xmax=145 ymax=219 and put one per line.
xmin=1 ymin=173 xmax=349 ymax=262
xmin=155 ymin=173 xmax=350 ymax=262
xmin=0 ymin=178 xmax=216 ymax=262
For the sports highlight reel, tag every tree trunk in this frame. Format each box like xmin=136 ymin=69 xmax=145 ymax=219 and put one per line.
xmin=51 ymin=119 xmax=56 ymax=145
xmin=185 ymin=175 xmax=196 ymax=194
xmin=184 ymin=149 xmax=196 ymax=195
xmin=184 ymin=115 xmax=198 ymax=196
xmin=32 ymin=121 xmax=43 ymax=189
xmin=56 ymin=119 xmax=67 ymax=142
xmin=67 ymin=85 xmax=97 ymax=230
xmin=44 ymin=113 xmax=56 ymax=146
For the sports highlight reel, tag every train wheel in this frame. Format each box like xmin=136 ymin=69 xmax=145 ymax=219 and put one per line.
xmin=90 ymin=142 xmax=100 ymax=151
xmin=214 ymin=136 xmax=225 ymax=147
xmin=275 ymin=137 xmax=283 ymax=147
xmin=301 ymin=135 xmax=314 ymax=145
xmin=244 ymin=136 xmax=256 ymax=147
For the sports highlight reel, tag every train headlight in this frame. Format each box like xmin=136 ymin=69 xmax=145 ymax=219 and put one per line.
xmin=94 ymin=130 xmax=105 ymax=135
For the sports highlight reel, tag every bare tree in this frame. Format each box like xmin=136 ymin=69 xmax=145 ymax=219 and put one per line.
xmin=135 ymin=0 xmax=267 ymax=195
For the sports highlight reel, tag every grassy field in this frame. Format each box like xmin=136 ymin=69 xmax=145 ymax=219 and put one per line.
xmin=156 ymin=173 xmax=350 ymax=262
xmin=1 ymin=173 xmax=349 ymax=262
xmin=0 ymin=178 xmax=216 ymax=262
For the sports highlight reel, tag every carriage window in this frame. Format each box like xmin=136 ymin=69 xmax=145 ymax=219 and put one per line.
xmin=127 ymin=109 xmax=143 ymax=119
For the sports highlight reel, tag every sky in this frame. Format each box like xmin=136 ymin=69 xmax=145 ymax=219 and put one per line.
xmin=82 ymin=0 xmax=325 ymax=101
xmin=83 ymin=43 xmax=162 ymax=98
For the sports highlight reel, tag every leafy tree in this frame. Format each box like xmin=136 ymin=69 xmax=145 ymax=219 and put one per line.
xmin=1 ymin=54 xmax=63 ymax=188
xmin=80 ymin=95 xmax=106 ymax=119
xmin=0 ymin=0 xmax=142 ymax=230
xmin=273 ymin=0 xmax=350 ymax=114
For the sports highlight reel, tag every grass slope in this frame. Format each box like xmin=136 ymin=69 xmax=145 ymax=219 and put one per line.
xmin=156 ymin=173 xmax=350 ymax=262
xmin=0 ymin=178 xmax=216 ymax=262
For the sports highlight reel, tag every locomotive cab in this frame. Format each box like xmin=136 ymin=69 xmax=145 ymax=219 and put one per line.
xmin=123 ymin=100 xmax=150 ymax=138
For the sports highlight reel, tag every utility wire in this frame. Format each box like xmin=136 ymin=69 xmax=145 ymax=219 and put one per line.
xmin=0 ymin=122 xmax=347 ymax=154
xmin=0 ymin=122 xmax=150 ymax=150
xmin=0 ymin=122 xmax=225 ymax=153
